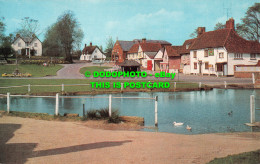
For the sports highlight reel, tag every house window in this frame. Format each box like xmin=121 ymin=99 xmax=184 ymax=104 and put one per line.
xmin=250 ymin=54 xmax=256 ymax=60
xmin=194 ymin=62 xmax=197 ymax=69
xmin=34 ymin=43 xmax=37 ymax=47
xmin=204 ymin=49 xmax=208 ymax=57
xmin=26 ymin=43 xmax=29 ymax=46
xmin=35 ymin=50 xmax=37 ymax=55
xmin=234 ymin=53 xmax=243 ymax=59
xmin=18 ymin=42 xmax=21 ymax=47
xmin=18 ymin=49 xmax=21 ymax=54
xmin=205 ymin=62 xmax=209 ymax=69
xmin=186 ymin=44 xmax=190 ymax=49
xmin=193 ymin=51 xmax=197 ymax=58
xmin=219 ymin=52 xmax=224 ymax=58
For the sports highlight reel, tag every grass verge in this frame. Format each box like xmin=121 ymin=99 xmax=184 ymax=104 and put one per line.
xmin=0 ymin=64 xmax=63 ymax=77
xmin=208 ymin=150 xmax=260 ymax=164
xmin=0 ymin=79 xmax=205 ymax=95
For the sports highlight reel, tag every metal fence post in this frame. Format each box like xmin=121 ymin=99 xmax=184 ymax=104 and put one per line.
xmin=174 ymin=82 xmax=176 ymax=90
xmin=250 ymin=95 xmax=255 ymax=123
xmin=224 ymin=81 xmax=227 ymax=89
xmin=62 ymin=84 xmax=64 ymax=92
xmin=7 ymin=92 xmax=10 ymax=113
xmin=109 ymin=94 xmax=112 ymax=117
xmin=199 ymin=82 xmax=201 ymax=88
xmin=155 ymin=96 xmax=158 ymax=127
xmin=55 ymin=93 xmax=59 ymax=116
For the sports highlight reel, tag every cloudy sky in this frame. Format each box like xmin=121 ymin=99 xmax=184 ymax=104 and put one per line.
xmin=0 ymin=0 xmax=258 ymax=48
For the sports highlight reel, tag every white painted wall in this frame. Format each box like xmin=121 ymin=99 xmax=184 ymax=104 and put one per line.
xmin=31 ymin=38 xmax=42 ymax=56
xmin=12 ymin=37 xmax=42 ymax=56
xmin=154 ymin=49 xmax=163 ymax=59
xmin=227 ymin=53 xmax=260 ymax=75
xmin=80 ymin=47 xmax=106 ymax=61
xmin=190 ymin=47 xmax=227 ymax=75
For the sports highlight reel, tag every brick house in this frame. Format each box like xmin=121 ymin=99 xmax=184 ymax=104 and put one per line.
xmin=154 ymin=46 xmax=181 ymax=73
xmin=112 ymin=39 xmax=171 ymax=63
xmin=111 ymin=40 xmax=137 ymax=63
xmin=189 ymin=18 xmax=260 ymax=76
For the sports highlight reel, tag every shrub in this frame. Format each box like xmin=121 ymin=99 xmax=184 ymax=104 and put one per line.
xmin=86 ymin=110 xmax=98 ymax=119
xmin=108 ymin=110 xmax=121 ymax=123
xmin=98 ymin=108 xmax=109 ymax=118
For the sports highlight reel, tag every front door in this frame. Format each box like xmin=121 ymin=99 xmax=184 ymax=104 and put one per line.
xmin=147 ymin=60 xmax=152 ymax=71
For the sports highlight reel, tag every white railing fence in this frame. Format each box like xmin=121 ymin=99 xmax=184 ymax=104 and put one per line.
xmin=2 ymin=93 xmax=159 ymax=127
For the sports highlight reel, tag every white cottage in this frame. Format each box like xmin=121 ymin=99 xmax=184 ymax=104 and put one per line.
xmin=12 ymin=34 xmax=42 ymax=57
xmin=80 ymin=42 xmax=106 ymax=61
xmin=127 ymin=39 xmax=162 ymax=70
xmin=189 ymin=18 xmax=260 ymax=76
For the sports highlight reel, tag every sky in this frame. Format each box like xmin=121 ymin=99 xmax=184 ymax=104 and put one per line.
xmin=0 ymin=0 xmax=259 ymax=49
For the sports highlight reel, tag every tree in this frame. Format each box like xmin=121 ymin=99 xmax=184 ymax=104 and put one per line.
xmin=55 ymin=11 xmax=84 ymax=63
xmin=189 ymin=28 xmax=198 ymax=38
xmin=214 ymin=22 xmax=225 ymax=30
xmin=0 ymin=34 xmax=15 ymax=60
xmin=0 ymin=17 xmax=5 ymax=43
xmin=43 ymin=23 xmax=63 ymax=57
xmin=236 ymin=3 xmax=260 ymax=42
xmin=104 ymin=36 xmax=114 ymax=58
xmin=16 ymin=17 xmax=41 ymax=37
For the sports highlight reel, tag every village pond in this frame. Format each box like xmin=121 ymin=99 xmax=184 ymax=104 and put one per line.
xmin=0 ymin=89 xmax=259 ymax=134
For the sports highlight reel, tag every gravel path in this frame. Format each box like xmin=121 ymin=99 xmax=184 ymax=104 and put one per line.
xmin=1 ymin=116 xmax=260 ymax=164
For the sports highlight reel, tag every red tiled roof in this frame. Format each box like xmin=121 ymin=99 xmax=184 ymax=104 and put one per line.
xmin=191 ymin=29 xmax=231 ymax=50
xmin=140 ymin=43 xmax=162 ymax=52
xmin=127 ymin=43 xmax=139 ymax=54
xmin=165 ymin=46 xmax=179 ymax=57
xmin=190 ymin=29 xmax=260 ymax=53
xmin=128 ymin=42 xmax=162 ymax=54
xmin=82 ymin=46 xmax=97 ymax=54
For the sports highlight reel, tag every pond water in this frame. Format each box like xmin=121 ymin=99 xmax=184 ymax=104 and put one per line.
xmin=1 ymin=89 xmax=260 ymax=134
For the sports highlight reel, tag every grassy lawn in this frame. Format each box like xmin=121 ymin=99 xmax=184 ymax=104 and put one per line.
xmin=0 ymin=79 xmax=201 ymax=94
xmin=0 ymin=64 xmax=64 ymax=77
xmin=208 ymin=150 xmax=260 ymax=164
xmin=79 ymin=66 xmax=111 ymax=75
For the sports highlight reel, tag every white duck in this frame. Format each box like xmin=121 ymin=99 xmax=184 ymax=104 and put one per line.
xmin=173 ymin=122 xmax=184 ymax=126
xmin=186 ymin=125 xmax=192 ymax=130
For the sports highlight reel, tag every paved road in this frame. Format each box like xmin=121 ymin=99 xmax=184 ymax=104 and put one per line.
xmin=0 ymin=61 xmax=253 ymax=85
xmin=1 ymin=116 xmax=260 ymax=164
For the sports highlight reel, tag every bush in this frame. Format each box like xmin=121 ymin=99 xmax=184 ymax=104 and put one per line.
xmin=86 ymin=110 xmax=98 ymax=119
xmin=98 ymin=108 xmax=109 ymax=118
xmin=108 ymin=110 xmax=121 ymax=123
xmin=86 ymin=108 xmax=121 ymax=123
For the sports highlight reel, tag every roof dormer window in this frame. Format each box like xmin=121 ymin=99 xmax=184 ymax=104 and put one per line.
xmin=186 ymin=44 xmax=190 ymax=49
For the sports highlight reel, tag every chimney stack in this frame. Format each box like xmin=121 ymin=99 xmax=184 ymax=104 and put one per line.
xmin=226 ymin=18 xmax=235 ymax=30
xmin=142 ymin=38 xmax=146 ymax=43
xmin=16 ymin=34 xmax=20 ymax=38
xmin=197 ymin=27 xmax=206 ymax=37
xmin=90 ymin=42 xmax=92 ymax=46
xmin=85 ymin=44 xmax=87 ymax=48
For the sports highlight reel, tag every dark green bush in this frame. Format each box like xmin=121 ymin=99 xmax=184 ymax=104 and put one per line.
xmin=108 ymin=110 xmax=121 ymax=123
xmin=98 ymin=108 xmax=109 ymax=118
xmin=86 ymin=110 xmax=98 ymax=119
